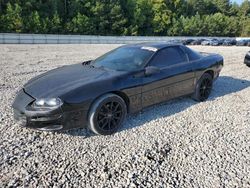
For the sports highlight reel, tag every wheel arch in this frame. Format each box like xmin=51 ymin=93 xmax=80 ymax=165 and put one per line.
xmin=204 ymin=70 xmax=214 ymax=79
xmin=88 ymin=91 xmax=130 ymax=116
xmin=111 ymin=91 xmax=130 ymax=113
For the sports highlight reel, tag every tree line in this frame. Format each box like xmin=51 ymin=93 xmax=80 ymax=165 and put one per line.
xmin=0 ymin=0 xmax=250 ymax=37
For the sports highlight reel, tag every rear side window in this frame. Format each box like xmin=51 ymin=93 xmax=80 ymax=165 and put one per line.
xmin=184 ymin=46 xmax=202 ymax=61
xmin=150 ymin=47 xmax=187 ymax=68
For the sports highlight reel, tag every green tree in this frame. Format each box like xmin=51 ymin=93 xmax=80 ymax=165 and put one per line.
xmin=130 ymin=0 xmax=154 ymax=35
xmin=1 ymin=3 xmax=23 ymax=33
xmin=90 ymin=1 xmax=108 ymax=35
xmin=0 ymin=0 xmax=249 ymax=36
xmin=49 ymin=12 xmax=61 ymax=33
xmin=224 ymin=16 xmax=240 ymax=36
xmin=241 ymin=18 xmax=250 ymax=36
xmin=167 ymin=17 xmax=183 ymax=36
xmin=213 ymin=0 xmax=231 ymax=15
xmin=90 ymin=0 xmax=129 ymax=35
xmin=24 ymin=11 xmax=41 ymax=33
xmin=230 ymin=2 xmax=240 ymax=16
xmin=238 ymin=0 xmax=250 ymax=17
xmin=165 ymin=0 xmax=187 ymax=17
xmin=119 ymin=0 xmax=136 ymax=35
xmin=238 ymin=0 xmax=250 ymax=36
xmin=151 ymin=0 xmax=171 ymax=35
xmin=110 ymin=3 xmax=128 ymax=35
xmin=186 ymin=0 xmax=217 ymax=15
xmin=180 ymin=13 xmax=206 ymax=36
xmin=204 ymin=13 xmax=229 ymax=36
xmin=41 ymin=17 xmax=50 ymax=34
xmin=66 ymin=13 xmax=91 ymax=34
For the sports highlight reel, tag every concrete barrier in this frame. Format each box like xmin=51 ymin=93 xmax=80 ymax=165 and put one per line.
xmin=0 ymin=33 xmax=247 ymax=44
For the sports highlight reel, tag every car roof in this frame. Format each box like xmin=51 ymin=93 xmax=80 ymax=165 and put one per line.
xmin=125 ymin=42 xmax=183 ymax=51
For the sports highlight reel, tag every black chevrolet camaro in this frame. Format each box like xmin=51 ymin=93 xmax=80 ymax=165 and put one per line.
xmin=13 ymin=43 xmax=223 ymax=135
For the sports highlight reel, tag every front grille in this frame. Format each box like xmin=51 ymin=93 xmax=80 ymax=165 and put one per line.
xmin=30 ymin=114 xmax=62 ymax=122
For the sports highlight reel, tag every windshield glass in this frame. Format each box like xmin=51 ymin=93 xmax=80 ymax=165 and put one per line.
xmin=92 ymin=46 xmax=155 ymax=71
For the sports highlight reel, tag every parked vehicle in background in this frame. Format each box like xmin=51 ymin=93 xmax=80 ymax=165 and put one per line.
xmin=217 ymin=39 xmax=225 ymax=45
xmin=236 ymin=39 xmax=249 ymax=46
xmin=168 ymin=39 xmax=182 ymax=44
xmin=182 ymin=39 xmax=195 ymax=45
xmin=191 ymin=39 xmax=205 ymax=45
xmin=201 ymin=39 xmax=219 ymax=46
xmin=223 ymin=39 xmax=237 ymax=46
xmin=201 ymin=39 xmax=211 ymax=46
xmin=244 ymin=51 xmax=250 ymax=67
xmin=210 ymin=39 xmax=219 ymax=46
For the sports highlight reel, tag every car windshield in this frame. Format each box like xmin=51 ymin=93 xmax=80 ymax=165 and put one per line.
xmin=92 ymin=46 xmax=155 ymax=71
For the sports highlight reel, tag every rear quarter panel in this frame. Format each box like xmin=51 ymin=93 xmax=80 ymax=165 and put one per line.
xmin=193 ymin=53 xmax=223 ymax=81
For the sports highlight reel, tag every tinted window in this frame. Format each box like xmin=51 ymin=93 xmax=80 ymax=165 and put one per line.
xmin=150 ymin=47 xmax=187 ymax=68
xmin=184 ymin=46 xmax=203 ymax=61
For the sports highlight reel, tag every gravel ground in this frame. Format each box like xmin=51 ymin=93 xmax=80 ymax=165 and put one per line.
xmin=0 ymin=44 xmax=250 ymax=187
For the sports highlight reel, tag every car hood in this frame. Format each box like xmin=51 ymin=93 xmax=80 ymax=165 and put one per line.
xmin=24 ymin=63 xmax=114 ymax=98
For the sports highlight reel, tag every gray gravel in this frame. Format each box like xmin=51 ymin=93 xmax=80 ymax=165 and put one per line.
xmin=0 ymin=44 xmax=250 ymax=187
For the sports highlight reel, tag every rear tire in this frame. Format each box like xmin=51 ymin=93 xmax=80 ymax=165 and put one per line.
xmin=192 ymin=73 xmax=213 ymax=102
xmin=88 ymin=94 xmax=127 ymax=135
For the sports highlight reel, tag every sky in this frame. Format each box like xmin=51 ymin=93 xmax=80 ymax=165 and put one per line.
xmin=231 ymin=0 xmax=245 ymax=4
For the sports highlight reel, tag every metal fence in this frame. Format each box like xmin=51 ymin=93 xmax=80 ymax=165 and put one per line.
xmin=0 ymin=33 xmax=247 ymax=44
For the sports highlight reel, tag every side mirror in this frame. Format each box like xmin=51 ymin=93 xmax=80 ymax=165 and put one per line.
xmin=145 ymin=66 xmax=160 ymax=76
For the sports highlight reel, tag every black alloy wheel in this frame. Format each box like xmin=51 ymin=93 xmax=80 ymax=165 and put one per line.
xmin=192 ymin=73 xmax=213 ymax=102
xmin=88 ymin=94 xmax=127 ymax=135
xmin=199 ymin=77 xmax=213 ymax=101
xmin=97 ymin=101 xmax=123 ymax=131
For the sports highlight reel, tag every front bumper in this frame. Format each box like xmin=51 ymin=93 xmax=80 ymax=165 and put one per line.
xmin=12 ymin=89 xmax=88 ymax=131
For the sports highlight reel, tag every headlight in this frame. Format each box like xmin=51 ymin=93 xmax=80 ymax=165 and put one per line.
xmin=33 ymin=98 xmax=63 ymax=109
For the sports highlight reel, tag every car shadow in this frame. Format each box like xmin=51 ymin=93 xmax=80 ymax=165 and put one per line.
xmin=63 ymin=76 xmax=250 ymax=137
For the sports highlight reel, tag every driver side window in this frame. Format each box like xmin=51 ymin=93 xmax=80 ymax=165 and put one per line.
xmin=150 ymin=47 xmax=187 ymax=68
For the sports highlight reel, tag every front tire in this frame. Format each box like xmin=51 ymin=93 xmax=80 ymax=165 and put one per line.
xmin=88 ymin=94 xmax=127 ymax=135
xmin=192 ymin=73 xmax=213 ymax=102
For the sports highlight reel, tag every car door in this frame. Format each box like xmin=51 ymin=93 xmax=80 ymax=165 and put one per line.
xmin=142 ymin=46 xmax=195 ymax=108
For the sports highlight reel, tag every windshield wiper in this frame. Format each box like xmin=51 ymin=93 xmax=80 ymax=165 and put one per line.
xmin=82 ymin=60 xmax=92 ymax=66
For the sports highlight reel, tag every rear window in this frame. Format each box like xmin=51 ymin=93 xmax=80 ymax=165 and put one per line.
xmin=184 ymin=47 xmax=203 ymax=61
